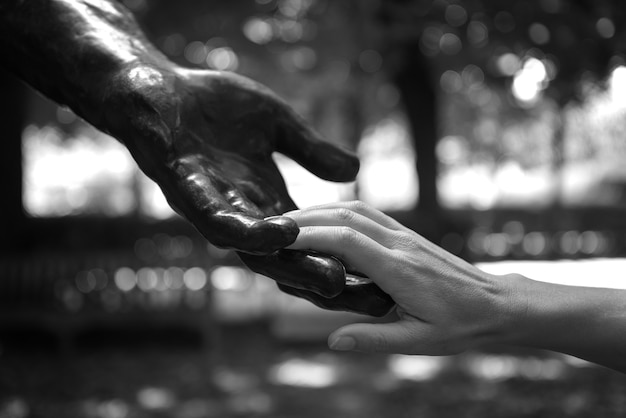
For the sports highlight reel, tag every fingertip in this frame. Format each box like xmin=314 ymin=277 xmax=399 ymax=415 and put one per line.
xmin=330 ymin=322 xmax=407 ymax=353
xmin=228 ymin=215 xmax=299 ymax=254
xmin=264 ymin=215 xmax=298 ymax=230
xmin=343 ymin=152 xmax=360 ymax=181
xmin=322 ymin=150 xmax=360 ymax=182
xmin=277 ymin=211 xmax=305 ymax=229
xmin=240 ymin=249 xmax=345 ymax=298
xmin=328 ymin=334 xmax=356 ymax=351
xmin=276 ymin=115 xmax=360 ymax=182
xmin=278 ymin=209 xmax=300 ymax=217
xmin=258 ymin=216 xmax=299 ymax=248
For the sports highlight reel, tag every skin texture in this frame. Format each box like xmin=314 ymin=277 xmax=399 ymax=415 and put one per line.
xmin=286 ymin=201 xmax=626 ymax=373
xmin=0 ymin=0 xmax=392 ymax=315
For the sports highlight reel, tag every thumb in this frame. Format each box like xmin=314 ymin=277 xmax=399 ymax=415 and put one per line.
xmin=276 ymin=110 xmax=359 ymax=182
xmin=328 ymin=321 xmax=422 ymax=354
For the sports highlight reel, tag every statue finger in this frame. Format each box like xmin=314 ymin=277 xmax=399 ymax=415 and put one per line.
xmin=238 ymin=249 xmax=345 ymax=298
xmin=277 ymin=273 xmax=395 ymax=317
xmin=163 ymin=160 xmax=298 ymax=254
xmin=275 ymin=109 xmax=360 ymax=182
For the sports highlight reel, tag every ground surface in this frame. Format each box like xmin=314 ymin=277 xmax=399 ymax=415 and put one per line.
xmin=1 ymin=324 xmax=624 ymax=418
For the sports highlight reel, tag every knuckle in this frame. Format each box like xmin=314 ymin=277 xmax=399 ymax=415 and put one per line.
xmin=297 ymin=226 xmax=316 ymax=242
xmin=388 ymin=248 xmax=409 ymax=268
xmin=368 ymin=332 xmax=389 ymax=352
xmin=348 ymin=200 xmax=370 ymax=214
xmin=335 ymin=226 xmax=359 ymax=245
xmin=335 ymin=208 xmax=355 ymax=223
xmin=392 ymin=231 xmax=416 ymax=249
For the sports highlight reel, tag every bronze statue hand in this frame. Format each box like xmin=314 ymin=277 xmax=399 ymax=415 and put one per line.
xmin=104 ymin=66 xmax=360 ymax=251
xmin=239 ymin=250 xmax=395 ymax=316
xmin=102 ymin=65 xmax=393 ymax=314
xmin=242 ymin=251 xmax=396 ymax=317
xmin=1 ymin=0 xmax=391 ymax=315
xmin=100 ymin=64 xmax=365 ymax=299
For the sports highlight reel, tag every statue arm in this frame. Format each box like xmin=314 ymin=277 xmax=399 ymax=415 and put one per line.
xmin=0 ymin=0 xmax=172 ymax=127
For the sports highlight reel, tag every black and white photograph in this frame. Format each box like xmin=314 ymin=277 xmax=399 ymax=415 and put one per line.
xmin=1 ymin=0 xmax=626 ymax=417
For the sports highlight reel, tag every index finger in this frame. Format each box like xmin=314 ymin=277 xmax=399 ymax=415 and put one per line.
xmin=288 ymin=226 xmax=396 ymax=290
xmin=239 ymin=250 xmax=345 ymax=298
xmin=285 ymin=201 xmax=408 ymax=232
xmin=277 ymin=282 xmax=395 ymax=317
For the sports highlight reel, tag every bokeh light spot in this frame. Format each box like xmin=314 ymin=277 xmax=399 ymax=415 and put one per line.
xmin=268 ymin=358 xmax=338 ymax=388
xmin=162 ymin=33 xmax=186 ymax=56
xmin=445 ymin=5 xmax=468 ymax=27
xmin=184 ymin=267 xmax=208 ymax=291
xmin=184 ymin=41 xmax=208 ymax=65
xmin=211 ymin=267 xmax=251 ymax=291
xmin=512 ymin=58 xmax=548 ymax=104
xmin=596 ymin=17 xmax=615 ymax=39
xmin=207 ymin=47 xmax=239 ymax=71
xmin=388 ymin=355 xmax=446 ymax=381
xmin=496 ymin=53 xmax=521 ymax=76
xmin=440 ymin=70 xmax=463 ymax=93
xmin=467 ymin=21 xmax=489 ymax=47
xmin=243 ymin=18 xmax=274 ymax=44
xmin=75 ymin=271 xmax=97 ymax=294
xmin=420 ymin=26 xmax=444 ymax=56
xmin=137 ymin=268 xmax=158 ymax=292
xmin=114 ymin=267 xmax=136 ymax=292
xmin=439 ymin=33 xmax=462 ymax=55
xmin=529 ymin=23 xmax=550 ymax=45
xmin=359 ymin=49 xmax=383 ymax=73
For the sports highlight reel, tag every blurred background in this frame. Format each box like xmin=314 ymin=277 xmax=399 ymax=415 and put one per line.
xmin=2 ymin=0 xmax=626 ymax=417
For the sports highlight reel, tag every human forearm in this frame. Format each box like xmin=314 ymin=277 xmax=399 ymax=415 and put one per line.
xmin=0 ymin=0 xmax=174 ymax=126
xmin=503 ymin=274 xmax=626 ymax=372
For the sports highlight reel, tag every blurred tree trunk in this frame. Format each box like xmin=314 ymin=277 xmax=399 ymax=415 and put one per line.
xmin=393 ymin=48 xmax=440 ymax=228
xmin=551 ymin=107 xmax=566 ymax=207
xmin=0 ymin=70 xmax=26 ymax=250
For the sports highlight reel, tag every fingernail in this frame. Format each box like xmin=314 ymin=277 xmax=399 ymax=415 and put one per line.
xmin=329 ymin=336 xmax=356 ymax=351
xmin=264 ymin=216 xmax=293 ymax=225
xmin=264 ymin=217 xmax=299 ymax=237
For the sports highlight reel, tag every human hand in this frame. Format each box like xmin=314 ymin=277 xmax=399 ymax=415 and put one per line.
xmin=100 ymin=63 xmax=388 ymax=306
xmin=285 ymin=201 xmax=514 ymax=354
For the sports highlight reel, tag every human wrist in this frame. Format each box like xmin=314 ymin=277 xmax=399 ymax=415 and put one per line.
xmin=499 ymin=275 xmax=626 ymax=364
xmin=493 ymin=273 xmax=578 ymax=350
xmin=475 ymin=272 xmax=536 ymax=349
xmin=478 ymin=272 xmax=626 ymax=372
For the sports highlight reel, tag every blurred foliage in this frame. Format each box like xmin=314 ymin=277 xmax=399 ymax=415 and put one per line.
xmin=28 ymin=0 xmax=626 ymax=214
xmin=125 ymin=0 xmax=626 ymax=115
xmin=378 ymin=0 xmax=626 ymax=103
